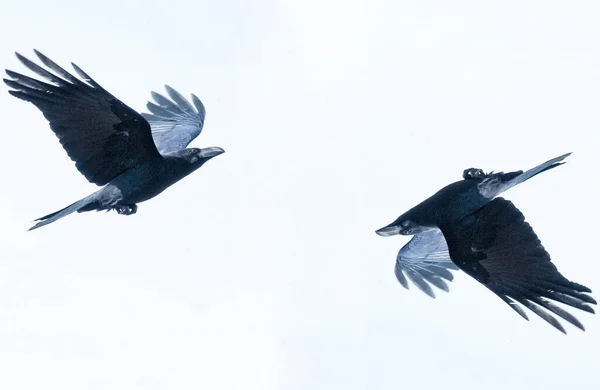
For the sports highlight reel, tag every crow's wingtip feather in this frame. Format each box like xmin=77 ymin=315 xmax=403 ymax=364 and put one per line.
xmin=33 ymin=49 xmax=48 ymax=60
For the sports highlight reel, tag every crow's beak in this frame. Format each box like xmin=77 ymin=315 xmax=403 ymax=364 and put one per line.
xmin=199 ymin=147 xmax=225 ymax=159
xmin=375 ymin=222 xmax=401 ymax=237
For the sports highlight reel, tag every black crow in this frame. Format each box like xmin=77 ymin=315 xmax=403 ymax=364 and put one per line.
xmin=376 ymin=153 xmax=596 ymax=333
xmin=4 ymin=50 xmax=224 ymax=230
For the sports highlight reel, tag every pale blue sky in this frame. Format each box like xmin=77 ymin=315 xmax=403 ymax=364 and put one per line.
xmin=0 ymin=1 xmax=599 ymax=389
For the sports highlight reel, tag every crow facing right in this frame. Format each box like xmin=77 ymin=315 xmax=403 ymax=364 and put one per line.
xmin=376 ymin=153 xmax=596 ymax=333
xmin=4 ymin=50 xmax=224 ymax=230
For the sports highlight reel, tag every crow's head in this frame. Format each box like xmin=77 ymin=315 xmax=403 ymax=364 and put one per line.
xmin=375 ymin=210 xmax=432 ymax=237
xmin=179 ymin=147 xmax=225 ymax=167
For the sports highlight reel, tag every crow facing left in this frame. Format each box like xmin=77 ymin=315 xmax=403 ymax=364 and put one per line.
xmin=4 ymin=50 xmax=224 ymax=230
xmin=376 ymin=153 xmax=596 ymax=333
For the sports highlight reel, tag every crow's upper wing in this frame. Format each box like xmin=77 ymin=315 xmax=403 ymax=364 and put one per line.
xmin=141 ymin=86 xmax=206 ymax=154
xmin=3 ymin=50 xmax=161 ymax=186
xmin=395 ymin=228 xmax=459 ymax=298
xmin=442 ymin=197 xmax=596 ymax=333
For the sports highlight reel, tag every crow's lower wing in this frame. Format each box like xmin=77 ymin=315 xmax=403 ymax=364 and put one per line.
xmin=395 ymin=229 xmax=459 ymax=298
xmin=141 ymin=86 xmax=206 ymax=154
xmin=4 ymin=50 xmax=161 ymax=186
xmin=442 ymin=197 xmax=596 ymax=333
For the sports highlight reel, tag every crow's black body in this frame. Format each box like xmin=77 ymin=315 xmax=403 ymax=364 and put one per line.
xmin=4 ymin=50 xmax=224 ymax=230
xmin=376 ymin=154 xmax=596 ymax=333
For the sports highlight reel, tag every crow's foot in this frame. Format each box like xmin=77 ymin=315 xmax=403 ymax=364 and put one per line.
xmin=463 ymin=168 xmax=486 ymax=180
xmin=114 ymin=204 xmax=138 ymax=215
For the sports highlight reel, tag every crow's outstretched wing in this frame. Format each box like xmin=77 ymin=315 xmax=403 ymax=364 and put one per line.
xmin=395 ymin=229 xmax=459 ymax=298
xmin=4 ymin=50 xmax=161 ymax=186
xmin=141 ymin=86 xmax=206 ymax=154
xmin=442 ymin=197 xmax=596 ymax=333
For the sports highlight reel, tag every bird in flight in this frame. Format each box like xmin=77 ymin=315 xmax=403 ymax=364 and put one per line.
xmin=376 ymin=153 xmax=596 ymax=333
xmin=4 ymin=50 xmax=224 ymax=230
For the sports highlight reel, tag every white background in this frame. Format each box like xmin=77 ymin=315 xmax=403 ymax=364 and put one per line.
xmin=0 ymin=1 xmax=599 ymax=389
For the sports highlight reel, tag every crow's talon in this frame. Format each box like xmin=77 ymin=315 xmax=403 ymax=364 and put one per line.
xmin=114 ymin=204 xmax=137 ymax=215
xmin=463 ymin=168 xmax=486 ymax=180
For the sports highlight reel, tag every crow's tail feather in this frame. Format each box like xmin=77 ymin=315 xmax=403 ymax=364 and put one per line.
xmin=29 ymin=194 xmax=98 ymax=231
xmin=500 ymin=152 xmax=571 ymax=193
